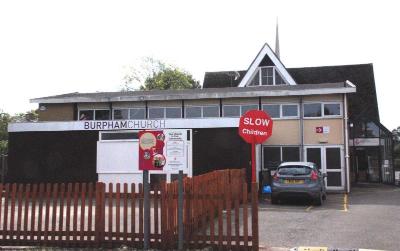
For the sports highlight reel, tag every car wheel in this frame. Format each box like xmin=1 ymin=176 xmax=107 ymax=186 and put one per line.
xmin=313 ymin=193 xmax=323 ymax=206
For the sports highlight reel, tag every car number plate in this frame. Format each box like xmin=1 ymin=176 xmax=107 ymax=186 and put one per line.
xmin=284 ymin=179 xmax=304 ymax=184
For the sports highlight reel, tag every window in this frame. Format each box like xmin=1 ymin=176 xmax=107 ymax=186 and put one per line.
xmin=223 ymin=104 xmax=258 ymax=117
xmin=263 ymin=146 xmax=300 ymax=170
xmin=113 ymin=108 xmax=145 ymax=120
xmin=274 ymin=69 xmax=285 ymax=85
xmin=262 ymin=104 xmax=280 ymax=118
xmin=223 ymin=105 xmax=241 ymax=117
xmin=352 ymin=121 xmax=380 ymax=138
xmin=148 ymin=108 xmax=164 ymax=119
xmin=79 ymin=110 xmax=94 ymax=120
xmin=304 ymin=103 xmax=322 ymax=117
xmin=263 ymin=147 xmax=281 ymax=169
xmin=262 ymin=104 xmax=299 ymax=119
xmin=323 ymin=103 xmax=341 ymax=116
xmin=249 ymin=66 xmax=287 ymax=86
xmin=148 ymin=107 xmax=181 ymax=119
xmin=202 ymin=106 xmax=219 ymax=117
xmin=186 ymin=107 xmax=202 ymax=118
xmin=249 ymin=69 xmax=260 ymax=86
xmin=282 ymin=147 xmax=300 ymax=162
xmin=261 ymin=67 xmax=274 ymax=85
xmin=79 ymin=109 xmax=110 ymax=120
xmin=95 ymin=110 xmax=110 ymax=120
xmin=113 ymin=109 xmax=129 ymax=120
xmin=185 ymin=106 xmax=219 ymax=118
xmin=165 ymin=107 xmax=181 ymax=118
xmin=241 ymin=104 xmax=258 ymax=115
xmin=304 ymin=102 xmax=342 ymax=118
xmin=278 ymin=166 xmax=311 ymax=175
xmin=365 ymin=122 xmax=379 ymax=137
xmin=282 ymin=104 xmax=298 ymax=117
xmin=130 ymin=108 xmax=146 ymax=119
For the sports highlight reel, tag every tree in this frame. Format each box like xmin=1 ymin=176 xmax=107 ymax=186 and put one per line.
xmin=393 ymin=126 xmax=400 ymax=143
xmin=122 ymin=57 xmax=200 ymax=91
xmin=0 ymin=111 xmax=11 ymax=154
xmin=11 ymin=109 xmax=39 ymax=123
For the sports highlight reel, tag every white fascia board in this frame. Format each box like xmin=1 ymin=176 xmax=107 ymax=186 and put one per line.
xmin=238 ymin=43 xmax=297 ymax=87
xmin=8 ymin=118 xmax=241 ymax=132
xmin=345 ymin=80 xmax=356 ymax=88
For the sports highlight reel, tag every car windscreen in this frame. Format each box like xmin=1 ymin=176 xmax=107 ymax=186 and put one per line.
xmin=277 ymin=166 xmax=312 ymax=176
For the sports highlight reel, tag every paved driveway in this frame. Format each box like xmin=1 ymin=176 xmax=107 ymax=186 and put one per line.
xmin=259 ymin=183 xmax=400 ymax=251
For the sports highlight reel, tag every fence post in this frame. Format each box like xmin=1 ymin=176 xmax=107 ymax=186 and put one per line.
xmin=251 ymin=182 xmax=259 ymax=251
xmin=95 ymin=182 xmax=105 ymax=247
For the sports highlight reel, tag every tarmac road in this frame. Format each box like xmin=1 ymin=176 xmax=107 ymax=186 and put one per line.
xmin=258 ymin=183 xmax=400 ymax=251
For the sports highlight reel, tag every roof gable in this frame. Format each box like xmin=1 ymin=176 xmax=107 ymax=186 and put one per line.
xmin=238 ymin=43 xmax=297 ymax=87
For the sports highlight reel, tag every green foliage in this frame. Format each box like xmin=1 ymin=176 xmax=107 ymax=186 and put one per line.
xmin=141 ymin=68 xmax=200 ymax=91
xmin=11 ymin=109 xmax=39 ymax=123
xmin=393 ymin=127 xmax=400 ymax=165
xmin=0 ymin=111 xmax=11 ymax=154
xmin=122 ymin=57 xmax=200 ymax=91
xmin=393 ymin=126 xmax=400 ymax=142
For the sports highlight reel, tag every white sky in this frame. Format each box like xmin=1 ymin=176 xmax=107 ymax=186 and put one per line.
xmin=0 ymin=0 xmax=399 ymax=130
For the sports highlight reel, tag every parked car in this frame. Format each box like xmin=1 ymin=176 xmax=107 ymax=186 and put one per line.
xmin=271 ymin=162 xmax=327 ymax=205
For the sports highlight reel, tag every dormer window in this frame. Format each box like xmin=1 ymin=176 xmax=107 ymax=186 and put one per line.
xmin=249 ymin=66 xmax=287 ymax=86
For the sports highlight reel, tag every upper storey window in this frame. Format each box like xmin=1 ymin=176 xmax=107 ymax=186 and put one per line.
xmin=249 ymin=66 xmax=287 ymax=86
xmin=79 ymin=109 xmax=110 ymax=120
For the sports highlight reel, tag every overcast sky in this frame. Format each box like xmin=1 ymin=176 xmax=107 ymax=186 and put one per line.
xmin=0 ymin=0 xmax=399 ymax=129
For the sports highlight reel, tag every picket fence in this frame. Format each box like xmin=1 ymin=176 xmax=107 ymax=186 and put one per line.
xmin=0 ymin=169 xmax=258 ymax=250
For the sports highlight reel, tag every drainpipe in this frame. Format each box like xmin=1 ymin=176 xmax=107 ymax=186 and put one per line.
xmin=344 ymin=93 xmax=351 ymax=193
xmin=300 ymin=96 xmax=304 ymax=161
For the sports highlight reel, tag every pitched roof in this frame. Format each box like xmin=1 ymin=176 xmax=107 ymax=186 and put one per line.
xmin=238 ymin=43 xmax=297 ymax=87
xmin=203 ymin=64 xmax=379 ymax=121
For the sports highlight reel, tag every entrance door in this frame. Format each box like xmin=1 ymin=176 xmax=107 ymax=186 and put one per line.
xmin=305 ymin=146 xmax=344 ymax=190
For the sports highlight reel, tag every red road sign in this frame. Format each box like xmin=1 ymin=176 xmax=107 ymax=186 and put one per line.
xmin=239 ymin=110 xmax=273 ymax=144
xmin=238 ymin=110 xmax=273 ymax=183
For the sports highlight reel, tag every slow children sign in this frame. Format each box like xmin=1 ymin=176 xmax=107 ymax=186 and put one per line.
xmin=239 ymin=110 xmax=273 ymax=144
xmin=238 ymin=110 xmax=273 ymax=182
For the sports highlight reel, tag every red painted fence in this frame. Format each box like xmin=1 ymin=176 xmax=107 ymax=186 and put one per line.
xmin=0 ymin=169 xmax=258 ymax=250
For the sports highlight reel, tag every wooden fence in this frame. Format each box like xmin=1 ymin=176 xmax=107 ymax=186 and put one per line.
xmin=0 ymin=169 xmax=258 ymax=250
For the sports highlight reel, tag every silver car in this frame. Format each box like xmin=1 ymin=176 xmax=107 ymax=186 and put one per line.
xmin=271 ymin=162 xmax=327 ymax=205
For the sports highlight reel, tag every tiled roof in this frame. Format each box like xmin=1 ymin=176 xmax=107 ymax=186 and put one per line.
xmin=203 ymin=64 xmax=379 ymax=121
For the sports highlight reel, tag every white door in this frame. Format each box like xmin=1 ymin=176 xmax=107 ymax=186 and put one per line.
xmin=305 ymin=146 xmax=345 ymax=191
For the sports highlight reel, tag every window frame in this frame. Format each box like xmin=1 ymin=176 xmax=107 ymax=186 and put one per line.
xmin=262 ymin=103 xmax=299 ymax=119
xmin=112 ymin=107 xmax=146 ymax=120
xmin=184 ymin=105 xmax=220 ymax=118
xmin=262 ymin=104 xmax=281 ymax=118
xmin=148 ymin=107 xmax=182 ymax=119
xmin=249 ymin=66 xmax=288 ymax=86
xmin=222 ymin=104 xmax=259 ymax=117
xmin=78 ymin=109 xmax=111 ymax=121
xmin=281 ymin=104 xmax=299 ymax=118
xmin=323 ymin=102 xmax=342 ymax=117
xmin=303 ymin=102 xmax=342 ymax=119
